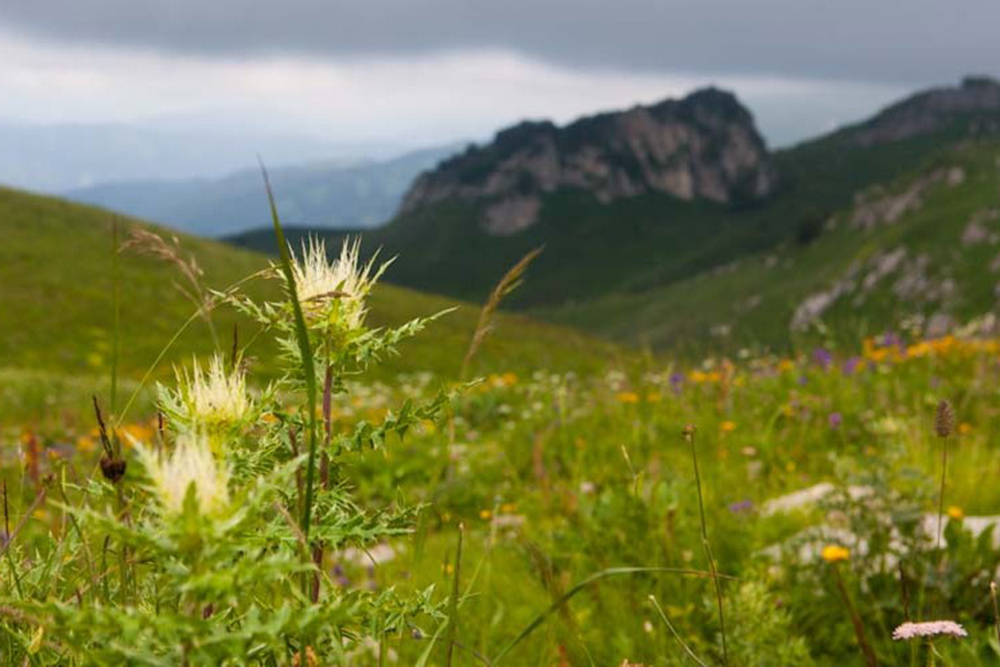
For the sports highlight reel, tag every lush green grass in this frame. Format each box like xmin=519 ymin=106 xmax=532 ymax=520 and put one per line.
xmin=6 ymin=328 xmax=1000 ymax=664
xmin=0 ymin=185 xmax=620 ymax=386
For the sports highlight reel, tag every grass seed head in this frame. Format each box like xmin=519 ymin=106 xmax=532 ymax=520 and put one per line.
xmin=935 ymin=399 xmax=955 ymax=438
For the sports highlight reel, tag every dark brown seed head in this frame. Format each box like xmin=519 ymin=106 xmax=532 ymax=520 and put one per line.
xmin=935 ymin=400 xmax=955 ymax=438
xmin=100 ymin=456 xmax=127 ymax=484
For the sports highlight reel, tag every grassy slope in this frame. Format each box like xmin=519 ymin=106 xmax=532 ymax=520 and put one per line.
xmin=0 ymin=185 xmax=620 ymax=386
xmin=541 ymin=140 xmax=1000 ymax=352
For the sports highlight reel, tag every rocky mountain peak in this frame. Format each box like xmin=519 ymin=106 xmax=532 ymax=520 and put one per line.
xmin=852 ymin=76 xmax=1000 ymax=146
xmin=399 ymin=87 xmax=778 ymax=235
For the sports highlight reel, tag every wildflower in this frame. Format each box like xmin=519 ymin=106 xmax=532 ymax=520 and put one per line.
xmin=947 ymin=506 xmax=964 ymax=520
xmin=841 ymin=356 xmax=862 ymax=376
xmin=813 ymin=347 xmax=833 ymax=370
xmin=828 ymin=412 xmax=843 ymax=429
xmin=136 ymin=433 xmax=230 ymax=517
xmin=891 ymin=621 xmax=968 ymax=641
xmin=616 ymin=391 xmax=640 ymax=404
xmin=728 ymin=500 xmax=754 ymax=514
xmin=821 ymin=545 xmax=850 ymax=562
xmin=958 ymin=422 xmax=973 ymax=435
xmin=288 ymin=237 xmax=388 ymax=332
xmin=720 ymin=420 xmax=737 ymax=433
xmin=163 ymin=355 xmax=251 ymax=432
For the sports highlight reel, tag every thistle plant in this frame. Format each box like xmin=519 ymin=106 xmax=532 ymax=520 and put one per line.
xmin=0 ymin=205 xmax=456 ymax=663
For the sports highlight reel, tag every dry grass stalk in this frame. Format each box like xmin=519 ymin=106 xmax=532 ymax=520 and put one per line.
xmin=459 ymin=246 xmax=543 ymax=380
xmin=120 ymin=228 xmax=218 ymax=342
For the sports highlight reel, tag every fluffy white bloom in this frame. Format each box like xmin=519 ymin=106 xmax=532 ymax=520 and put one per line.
xmin=137 ymin=433 xmax=230 ymax=517
xmin=891 ymin=620 xmax=968 ymax=641
xmin=171 ymin=355 xmax=250 ymax=429
xmin=289 ymin=237 xmax=389 ymax=331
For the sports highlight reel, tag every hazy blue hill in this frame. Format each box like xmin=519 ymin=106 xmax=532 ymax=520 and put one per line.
xmin=0 ymin=121 xmax=367 ymax=192
xmin=65 ymin=144 xmax=461 ymax=237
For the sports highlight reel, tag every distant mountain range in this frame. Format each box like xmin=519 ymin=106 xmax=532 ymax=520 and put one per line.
xmin=0 ymin=121 xmax=387 ymax=192
xmin=228 ymin=76 xmax=1000 ymax=351
xmin=65 ymin=144 xmax=461 ymax=237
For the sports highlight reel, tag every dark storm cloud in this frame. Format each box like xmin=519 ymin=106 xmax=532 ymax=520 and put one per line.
xmin=0 ymin=0 xmax=997 ymax=85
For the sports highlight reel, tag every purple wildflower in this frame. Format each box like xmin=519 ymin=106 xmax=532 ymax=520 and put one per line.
xmin=670 ymin=372 xmax=685 ymax=394
xmin=728 ymin=500 xmax=754 ymax=514
xmin=812 ymin=347 xmax=833 ymax=370
xmin=842 ymin=356 xmax=862 ymax=376
xmin=828 ymin=412 xmax=843 ymax=429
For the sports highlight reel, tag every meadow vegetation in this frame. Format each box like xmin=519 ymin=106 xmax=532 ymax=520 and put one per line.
xmin=3 ymin=187 xmax=1000 ymax=665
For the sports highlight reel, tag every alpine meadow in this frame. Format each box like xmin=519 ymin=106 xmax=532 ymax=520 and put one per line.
xmin=4 ymin=4 xmax=1000 ymax=665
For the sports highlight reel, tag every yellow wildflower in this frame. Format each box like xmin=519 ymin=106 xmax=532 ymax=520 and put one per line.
xmin=821 ymin=545 xmax=850 ymax=562
xmin=947 ymin=506 xmax=964 ymax=520
xmin=617 ymin=392 xmax=640 ymax=404
xmin=958 ymin=422 xmax=973 ymax=435
xmin=720 ymin=420 xmax=737 ymax=432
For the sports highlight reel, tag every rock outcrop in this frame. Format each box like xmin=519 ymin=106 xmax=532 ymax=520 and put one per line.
xmin=851 ymin=76 xmax=1000 ymax=147
xmin=399 ymin=88 xmax=778 ymax=234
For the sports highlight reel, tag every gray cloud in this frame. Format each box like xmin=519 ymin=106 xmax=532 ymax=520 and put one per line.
xmin=0 ymin=0 xmax=997 ymax=85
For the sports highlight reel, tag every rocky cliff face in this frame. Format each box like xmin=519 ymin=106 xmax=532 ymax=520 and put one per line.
xmin=399 ymin=88 xmax=778 ymax=235
xmin=852 ymin=76 xmax=1000 ymax=146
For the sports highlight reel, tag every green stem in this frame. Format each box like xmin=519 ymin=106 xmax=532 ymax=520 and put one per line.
xmin=686 ymin=427 xmax=728 ymax=665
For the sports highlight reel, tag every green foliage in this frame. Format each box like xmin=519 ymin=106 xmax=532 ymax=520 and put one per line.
xmin=726 ymin=582 xmax=815 ymax=666
xmin=0 ymin=236 xmax=461 ymax=665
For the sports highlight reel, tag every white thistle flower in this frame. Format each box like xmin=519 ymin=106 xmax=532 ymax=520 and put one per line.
xmin=891 ymin=620 xmax=968 ymax=641
xmin=170 ymin=355 xmax=250 ymax=429
xmin=137 ymin=433 xmax=230 ymax=517
xmin=288 ymin=237 xmax=389 ymax=331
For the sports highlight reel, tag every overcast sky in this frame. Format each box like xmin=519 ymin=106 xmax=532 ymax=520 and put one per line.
xmin=1 ymin=1 xmax=998 ymax=151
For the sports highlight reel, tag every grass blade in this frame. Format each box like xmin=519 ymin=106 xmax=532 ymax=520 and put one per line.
xmin=444 ymin=522 xmax=464 ymax=667
xmin=490 ymin=566 xmax=734 ymax=664
xmin=258 ymin=160 xmax=319 ymax=543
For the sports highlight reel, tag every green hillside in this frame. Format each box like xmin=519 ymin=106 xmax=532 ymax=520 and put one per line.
xmin=229 ymin=78 xmax=1000 ymax=352
xmin=0 ymin=186 xmax=619 ymax=384
xmin=542 ymin=139 xmax=1000 ymax=352
xmin=230 ymin=79 xmax=1000 ymax=331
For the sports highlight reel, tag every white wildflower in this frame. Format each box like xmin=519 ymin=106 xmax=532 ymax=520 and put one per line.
xmin=166 ymin=355 xmax=250 ymax=430
xmin=891 ymin=620 xmax=968 ymax=641
xmin=137 ymin=433 xmax=230 ymax=517
xmin=288 ymin=237 xmax=390 ymax=331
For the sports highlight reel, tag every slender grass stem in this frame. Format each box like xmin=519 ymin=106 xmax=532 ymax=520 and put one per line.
xmin=936 ymin=436 xmax=948 ymax=554
xmin=491 ymin=566 xmax=734 ymax=664
xmin=683 ymin=425 xmax=728 ymax=665
xmin=649 ymin=594 xmax=709 ymax=666
xmin=444 ymin=522 xmax=464 ymax=667
xmin=990 ymin=582 xmax=1000 ymax=650
xmin=831 ymin=563 xmax=877 ymax=667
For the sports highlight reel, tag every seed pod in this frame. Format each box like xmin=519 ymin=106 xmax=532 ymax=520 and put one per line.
xmin=100 ymin=456 xmax=127 ymax=484
xmin=681 ymin=424 xmax=697 ymax=441
xmin=935 ymin=400 xmax=955 ymax=438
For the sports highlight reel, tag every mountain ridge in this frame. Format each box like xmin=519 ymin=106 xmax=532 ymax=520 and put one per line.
xmin=401 ymin=87 xmax=777 ymax=234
